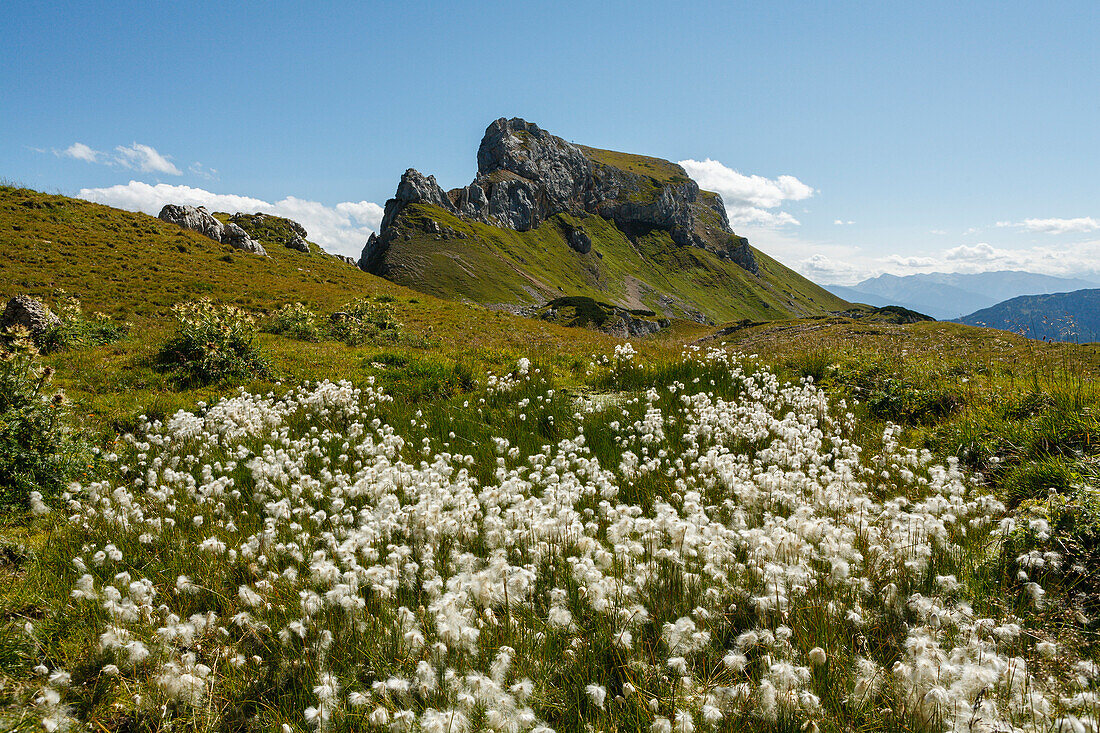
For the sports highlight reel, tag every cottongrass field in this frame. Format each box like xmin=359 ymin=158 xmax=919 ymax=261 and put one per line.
xmin=7 ymin=346 xmax=1099 ymax=732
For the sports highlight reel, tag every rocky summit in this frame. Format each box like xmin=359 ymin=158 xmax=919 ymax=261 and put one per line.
xmin=363 ymin=117 xmax=756 ymax=273
xmin=356 ymin=118 xmax=844 ymax=324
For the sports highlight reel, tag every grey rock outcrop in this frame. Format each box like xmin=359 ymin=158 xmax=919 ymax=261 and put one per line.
xmin=2 ymin=295 xmax=60 ymax=334
xmin=286 ymin=234 xmax=310 ymax=253
xmin=360 ymin=117 xmax=757 ymax=274
xmin=158 ymin=205 xmax=267 ymax=256
xmin=222 ymin=222 xmax=267 ymax=255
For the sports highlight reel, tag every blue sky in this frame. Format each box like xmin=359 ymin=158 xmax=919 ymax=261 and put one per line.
xmin=3 ymin=1 xmax=1099 ymax=282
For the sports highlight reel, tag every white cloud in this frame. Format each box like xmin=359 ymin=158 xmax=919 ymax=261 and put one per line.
xmin=798 ymin=253 xmax=866 ymax=282
xmin=833 ymin=219 xmax=855 ymax=225
xmin=885 ymin=254 xmax=940 ymax=268
xmin=114 ymin=143 xmax=181 ymax=175
xmin=733 ymin=207 xmax=801 ymax=227
xmin=1017 ymin=217 xmax=1100 ymax=234
xmin=77 ymin=181 xmax=384 ymax=259
xmin=51 ymin=141 xmax=184 ymax=176
xmin=60 ymin=142 xmax=105 ymax=163
xmin=943 ymin=242 xmax=1001 ymax=261
xmin=678 ymin=158 xmax=814 ymax=228
xmin=744 ymin=220 xmax=1100 ymax=286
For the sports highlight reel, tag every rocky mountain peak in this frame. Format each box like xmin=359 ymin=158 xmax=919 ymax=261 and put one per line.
xmin=475 ymin=117 xmax=592 ymax=208
xmin=361 ymin=118 xmax=757 ymax=274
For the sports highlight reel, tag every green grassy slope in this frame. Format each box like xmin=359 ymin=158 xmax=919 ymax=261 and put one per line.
xmin=376 ymin=202 xmax=847 ymax=323
xmin=0 ymin=186 xmax=395 ymax=323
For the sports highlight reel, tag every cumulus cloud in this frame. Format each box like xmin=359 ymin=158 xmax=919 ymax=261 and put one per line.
xmin=77 ymin=181 xmax=384 ymax=258
xmin=943 ymin=242 xmax=1003 ymax=261
xmin=677 ymin=158 xmax=814 ymax=228
xmin=885 ymin=254 xmax=940 ymax=268
xmin=1007 ymin=217 xmax=1100 ymax=234
xmin=756 ymin=223 xmax=1100 ymax=285
xmin=798 ymin=253 xmax=867 ymax=282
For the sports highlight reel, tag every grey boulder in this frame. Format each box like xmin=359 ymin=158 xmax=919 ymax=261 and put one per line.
xmin=2 ymin=295 xmax=60 ymax=334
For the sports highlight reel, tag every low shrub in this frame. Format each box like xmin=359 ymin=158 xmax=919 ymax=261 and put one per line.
xmin=0 ymin=327 xmax=87 ymax=511
xmin=865 ymin=377 xmax=961 ymax=425
xmin=330 ymin=297 xmax=404 ymax=346
xmin=266 ymin=302 xmax=323 ymax=342
xmin=786 ymin=346 xmax=836 ymax=384
xmin=158 ymin=298 xmax=270 ymax=385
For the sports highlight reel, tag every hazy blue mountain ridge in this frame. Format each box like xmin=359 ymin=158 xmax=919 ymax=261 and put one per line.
xmin=825 ymin=271 xmax=1100 ymax=320
xmin=957 ymin=288 xmax=1100 ymax=342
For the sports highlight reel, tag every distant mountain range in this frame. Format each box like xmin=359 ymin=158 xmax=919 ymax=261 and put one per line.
xmin=825 ymin=271 xmax=1100 ymax=320
xmin=956 ymin=289 xmax=1100 ymax=342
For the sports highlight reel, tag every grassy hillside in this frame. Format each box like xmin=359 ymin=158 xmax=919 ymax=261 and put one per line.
xmin=373 ymin=202 xmax=846 ymax=323
xmin=0 ymin=186 xmax=398 ymax=322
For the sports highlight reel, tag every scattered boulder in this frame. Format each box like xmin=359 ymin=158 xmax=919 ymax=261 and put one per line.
xmin=286 ymin=234 xmax=310 ymax=253
xmin=563 ymin=223 xmax=592 ymax=254
xmin=158 ymin=205 xmax=267 ymax=256
xmin=333 ymin=254 xmax=357 ymax=266
xmin=1 ymin=295 xmax=60 ymax=334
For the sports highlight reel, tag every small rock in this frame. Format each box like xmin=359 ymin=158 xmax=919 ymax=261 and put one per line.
xmin=286 ymin=234 xmax=310 ymax=253
xmin=1 ymin=295 xmax=60 ymax=334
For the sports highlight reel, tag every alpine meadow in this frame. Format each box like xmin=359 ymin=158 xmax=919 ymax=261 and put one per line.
xmin=3 ymin=4 xmax=1100 ymax=733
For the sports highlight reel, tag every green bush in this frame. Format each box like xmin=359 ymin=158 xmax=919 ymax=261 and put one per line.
xmin=330 ymin=297 xmax=404 ymax=346
xmin=35 ymin=291 xmax=129 ymax=353
xmin=158 ymin=298 xmax=270 ymax=385
xmin=266 ymin=302 xmax=323 ymax=342
xmin=786 ymin=347 xmax=835 ymax=384
xmin=0 ymin=327 xmax=88 ymax=511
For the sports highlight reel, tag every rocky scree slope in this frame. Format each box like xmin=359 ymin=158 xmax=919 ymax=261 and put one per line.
xmin=359 ymin=118 xmax=845 ymax=324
